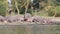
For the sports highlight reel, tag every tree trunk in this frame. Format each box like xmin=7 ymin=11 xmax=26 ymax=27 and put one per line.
xmin=5 ymin=0 xmax=8 ymax=17
xmin=53 ymin=7 xmax=57 ymax=17
xmin=24 ymin=0 xmax=30 ymax=18
xmin=15 ymin=0 xmax=20 ymax=15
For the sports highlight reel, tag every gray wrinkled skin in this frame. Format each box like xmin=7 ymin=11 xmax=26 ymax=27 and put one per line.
xmin=15 ymin=15 xmax=24 ymax=22
xmin=32 ymin=16 xmax=52 ymax=24
xmin=24 ymin=13 xmax=31 ymax=19
xmin=6 ymin=16 xmax=17 ymax=23
xmin=0 ymin=15 xmax=52 ymax=24
xmin=0 ymin=16 xmax=5 ymax=22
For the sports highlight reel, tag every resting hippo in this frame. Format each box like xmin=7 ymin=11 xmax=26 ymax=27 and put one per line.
xmin=15 ymin=15 xmax=24 ymax=22
xmin=6 ymin=16 xmax=16 ymax=23
xmin=0 ymin=16 xmax=6 ymax=22
xmin=24 ymin=13 xmax=31 ymax=21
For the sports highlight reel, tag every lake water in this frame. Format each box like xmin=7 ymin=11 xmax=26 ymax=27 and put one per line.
xmin=0 ymin=24 xmax=60 ymax=34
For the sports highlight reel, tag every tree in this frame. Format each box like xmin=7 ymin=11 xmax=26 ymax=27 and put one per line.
xmin=14 ymin=0 xmax=20 ymax=15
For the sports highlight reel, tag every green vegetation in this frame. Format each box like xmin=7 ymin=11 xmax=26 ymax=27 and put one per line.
xmin=0 ymin=0 xmax=60 ymax=17
xmin=0 ymin=0 xmax=6 ymax=16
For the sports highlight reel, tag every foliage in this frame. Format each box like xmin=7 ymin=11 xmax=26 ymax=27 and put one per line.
xmin=48 ymin=8 xmax=55 ymax=16
xmin=48 ymin=6 xmax=60 ymax=17
xmin=55 ymin=0 xmax=60 ymax=5
xmin=0 ymin=0 xmax=6 ymax=16
xmin=0 ymin=0 xmax=60 ymax=17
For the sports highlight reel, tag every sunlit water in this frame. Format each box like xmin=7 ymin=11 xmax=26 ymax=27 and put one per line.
xmin=0 ymin=24 xmax=60 ymax=34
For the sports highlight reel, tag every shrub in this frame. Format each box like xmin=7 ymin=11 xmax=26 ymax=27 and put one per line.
xmin=0 ymin=6 xmax=6 ymax=16
xmin=48 ymin=6 xmax=60 ymax=17
xmin=0 ymin=4 xmax=6 ymax=16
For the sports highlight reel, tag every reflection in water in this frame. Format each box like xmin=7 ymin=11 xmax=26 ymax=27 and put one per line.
xmin=0 ymin=25 xmax=60 ymax=34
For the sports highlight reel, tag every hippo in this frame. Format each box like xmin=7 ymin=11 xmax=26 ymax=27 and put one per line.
xmin=33 ymin=16 xmax=43 ymax=22
xmin=24 ymin=13 xmax=31 ymax=21
xmin=6 ymin=16 xmax=16 ymax=23
xmin=26 ymin=17 xmax=34 ymax=22
xmin=0 ymin=16 xmax=6 ymax=22
xmin=15 ymin=15 xmax=24 ymax=22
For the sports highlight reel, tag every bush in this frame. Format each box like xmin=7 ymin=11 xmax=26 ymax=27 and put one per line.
xmin=55 ymin=6 xmax=60 ymax=17
xmin=48 ymin=8 xmax=55 ymax=16
xmin=48 ymin=6 xmax=60 ymax=17
xmin=0 ymin=4 xmax=6 ymax=16
xmin=0 ymin=6 xmax=6 ymax=16
xmin=20 ymin=7 xmax=25 ymax=14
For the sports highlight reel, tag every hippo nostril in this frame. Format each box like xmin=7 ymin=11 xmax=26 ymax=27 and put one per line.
xmin=24 ymin=19 xmax=27 ymax=21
